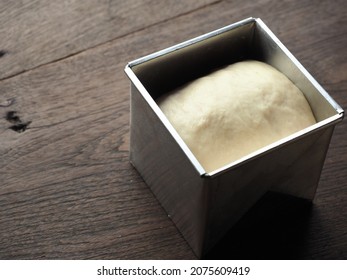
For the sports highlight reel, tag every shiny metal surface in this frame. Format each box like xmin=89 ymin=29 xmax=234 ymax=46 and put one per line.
xmin=124 ymin=18 xmax=344 ymax=257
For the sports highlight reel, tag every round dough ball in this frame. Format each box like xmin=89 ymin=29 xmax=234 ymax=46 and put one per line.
xmin=157 ymin=60 xmax=316 ymax=173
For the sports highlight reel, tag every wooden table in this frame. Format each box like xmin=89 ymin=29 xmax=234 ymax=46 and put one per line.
xmin=0 ymin=0 xmax=346 ymax=260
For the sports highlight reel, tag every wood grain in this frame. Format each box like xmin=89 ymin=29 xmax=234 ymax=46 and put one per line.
xmin=0 ymin=0 xmax=346 ymax=259
xmin=0 ymin=0 xmax=218 ymax=80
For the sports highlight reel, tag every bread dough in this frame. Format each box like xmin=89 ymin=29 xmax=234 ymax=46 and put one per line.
xmin=157 ymin=60 xmax=316 ymax=173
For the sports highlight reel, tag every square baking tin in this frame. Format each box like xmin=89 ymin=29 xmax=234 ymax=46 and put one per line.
xmin=124 ymin=17 xmax=344 ymax=257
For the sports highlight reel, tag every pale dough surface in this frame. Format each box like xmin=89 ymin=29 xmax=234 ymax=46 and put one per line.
xmin=157 ymin=60 xmax=316 ymax=173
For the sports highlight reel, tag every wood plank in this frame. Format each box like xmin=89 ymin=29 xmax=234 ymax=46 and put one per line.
xmin=0 ymin=0 xmax=218 ymax=80
xmin=0 ymin=0 xmax=346 ymax=259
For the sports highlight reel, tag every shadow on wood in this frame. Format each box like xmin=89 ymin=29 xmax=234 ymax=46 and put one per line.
xmin=204 ymin=191 xmax=314 ymax=260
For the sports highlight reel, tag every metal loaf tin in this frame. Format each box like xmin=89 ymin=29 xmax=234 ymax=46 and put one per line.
xmin=124 ymin=17 xmax=344 ymax=257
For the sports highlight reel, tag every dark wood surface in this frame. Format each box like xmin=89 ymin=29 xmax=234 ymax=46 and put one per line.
xmin=0 ymin=0 xmax=346 ymax=259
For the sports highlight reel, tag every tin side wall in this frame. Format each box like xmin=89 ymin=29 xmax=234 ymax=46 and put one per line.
xmin=203 ymin=125 xmax=335 ymax=253
xmin=130 ymin=84 xmax=209 ymax=257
